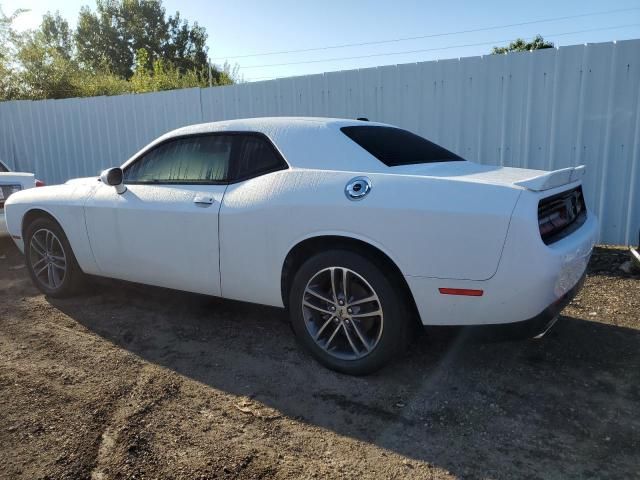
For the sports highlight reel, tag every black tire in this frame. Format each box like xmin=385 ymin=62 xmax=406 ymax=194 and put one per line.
xmin=288 ymin=249 xmax=409 ymax=375
xmin=24 ymin=217 xmax=84 ymax=297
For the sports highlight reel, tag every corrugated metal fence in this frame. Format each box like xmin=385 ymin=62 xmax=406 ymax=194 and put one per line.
xmin=1 ymin=39 xmax=639 ymax=244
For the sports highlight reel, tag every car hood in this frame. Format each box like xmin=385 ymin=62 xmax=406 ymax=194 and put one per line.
xmin=389 ymin=161 xmax=547 ymax=188
xmin=65 ymin=176 xmax=99 ymax=185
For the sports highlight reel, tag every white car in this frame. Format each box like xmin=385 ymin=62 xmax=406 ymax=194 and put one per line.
xmin=0 ymin=160 xmax=43 ymax=236
xmin=5 ymin=118 xmax=597 ymax=374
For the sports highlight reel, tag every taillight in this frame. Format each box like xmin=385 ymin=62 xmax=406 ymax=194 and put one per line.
xmin=538 ymin=208 xmax=570 ymax=236
xmin=538 ymin=186 xmax=586 ymax=244
xmin=35 ymin=179 xmax=45 ymax=187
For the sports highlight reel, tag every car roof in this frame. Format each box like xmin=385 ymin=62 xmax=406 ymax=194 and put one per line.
xmin=167 ymin=117 xmax=390 ymax=135
xmin=124 ymin=117 xmax=393 ymax=172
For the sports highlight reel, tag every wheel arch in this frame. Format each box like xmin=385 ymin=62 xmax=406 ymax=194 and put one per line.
xmin=281 ymin=234 xmax=421 ymax=325
xmin=21 ymin=208 xmax=65 ymax=239
xmin=20 ymin=207 xmax=86 ymax=296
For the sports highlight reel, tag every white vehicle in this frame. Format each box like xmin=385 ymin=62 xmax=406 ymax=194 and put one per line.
xmin=5 ymin=118 xmax=597 ymax=374
xmin=0 ymin=160 xmax=43 ymax=236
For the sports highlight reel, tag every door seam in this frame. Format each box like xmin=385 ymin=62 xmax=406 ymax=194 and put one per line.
xmin=218 ymin=184 xmax=229 ymax=297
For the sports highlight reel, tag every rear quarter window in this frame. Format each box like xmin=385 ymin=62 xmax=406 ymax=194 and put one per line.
xmin=232 ymin=134 xmax=288 ymax=181
xmin=341 ymin=126 xmax=463 ymax=166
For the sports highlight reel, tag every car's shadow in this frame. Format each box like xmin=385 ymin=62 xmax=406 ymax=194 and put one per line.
xmin=49 ymin=276 xmax=640 ymax=479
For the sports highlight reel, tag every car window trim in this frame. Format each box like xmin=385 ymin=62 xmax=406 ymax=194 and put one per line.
xmin=122 ymin=131 xmax=289 ymax=186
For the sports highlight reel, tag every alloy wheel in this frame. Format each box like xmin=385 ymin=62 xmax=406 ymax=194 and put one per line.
xmin=302 ymin=266 xmax=384 ymax=360
xmin=29 ymin=228 xmax=67 ymax=289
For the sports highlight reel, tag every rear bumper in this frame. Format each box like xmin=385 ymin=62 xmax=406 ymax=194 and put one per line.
xmin=407 ymin=204 xmax=597 ymax=327
xmin=478 ymin=269 xmax=586 ymax=339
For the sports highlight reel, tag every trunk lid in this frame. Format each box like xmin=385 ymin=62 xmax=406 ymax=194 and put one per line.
xmin=390 ymin=161 xmax=585 ymax=191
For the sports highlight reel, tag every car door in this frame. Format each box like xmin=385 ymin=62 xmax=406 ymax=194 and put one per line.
xmin=218 ymin=133 xmax=290 ymax=304
xmin=84 ymin=134 xmax=234 ymax=296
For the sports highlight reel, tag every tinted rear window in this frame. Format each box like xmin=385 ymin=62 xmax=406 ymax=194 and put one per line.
xmin=0 ymin=162 xmax=8 ymax=172
xmin=341 ymin=126 xmax=463 ymax=166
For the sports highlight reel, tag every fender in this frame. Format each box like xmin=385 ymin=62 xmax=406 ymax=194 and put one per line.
xmin=5 ymin=185 xmax=100 ymax=274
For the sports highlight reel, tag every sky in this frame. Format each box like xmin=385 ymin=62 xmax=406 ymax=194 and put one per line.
xmin=4 ymin=0 xmax=640 ymax=82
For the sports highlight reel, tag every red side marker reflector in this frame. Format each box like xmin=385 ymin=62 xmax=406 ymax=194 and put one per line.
xmin=439 ymin=288 xmax=484 ymax=297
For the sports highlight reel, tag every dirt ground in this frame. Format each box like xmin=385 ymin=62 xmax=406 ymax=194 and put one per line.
xmin=1 ymin=237 xmax=639 ymax=480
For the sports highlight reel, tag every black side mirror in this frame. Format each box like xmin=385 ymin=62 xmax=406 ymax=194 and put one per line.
xmin=100 ymin=167 xmax=127 ymax=194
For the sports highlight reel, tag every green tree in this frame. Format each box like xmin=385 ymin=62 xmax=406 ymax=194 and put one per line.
xmin=492 ymin=35 xmax=554 ymax=54
xmin=0 ymin=6 xmax=23 ymax=55
xmin=165 ymin=12 xmax=208 ymax=74
xmin=75 ymin=0 xmax=210 ymax=79
xmin=129 ymin=48 xmax=233 ymax=93
xmin=0 ymin=5 xmax=26 ymax=99
xmin=73 ymin=69 xmax=132 ymax=97
xmin=40 ymin=11 xmax=73 ymax=60
xmin=15 ymin=12 xmax=81 ymax=99
xmin=1 ymin=0 xmax=233 ymax=101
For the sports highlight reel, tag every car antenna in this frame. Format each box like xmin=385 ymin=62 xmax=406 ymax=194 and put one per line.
xmin=356 ymin=117 xmax=369 ymax=121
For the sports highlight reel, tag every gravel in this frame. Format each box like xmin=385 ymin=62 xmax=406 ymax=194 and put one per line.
xmin=0 ymin=237 xmax=638 ymax=479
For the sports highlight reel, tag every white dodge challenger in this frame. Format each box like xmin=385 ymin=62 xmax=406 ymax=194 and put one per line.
xmin=5 ymin=117 xmax=597 ymax=374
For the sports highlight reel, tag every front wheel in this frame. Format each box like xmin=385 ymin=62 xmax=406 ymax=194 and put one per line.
xmin=288 ymin=250 xmax=409 ymax=375
xmin=24 ymin=217 xmax=84 ymax=297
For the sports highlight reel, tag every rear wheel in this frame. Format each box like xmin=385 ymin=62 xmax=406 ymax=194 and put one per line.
xmin=289 ymin=250 xmax=409 ymax=375
xmin=24 ymin=217 xmax=84 ymax=297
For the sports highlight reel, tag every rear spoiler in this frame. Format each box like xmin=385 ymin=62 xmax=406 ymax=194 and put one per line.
xmin=514 ymin=165 xmax=585 ymax=191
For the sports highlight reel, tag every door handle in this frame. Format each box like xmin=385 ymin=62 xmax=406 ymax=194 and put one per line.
xmin=193 ymin=195 xmax=214 ymax=205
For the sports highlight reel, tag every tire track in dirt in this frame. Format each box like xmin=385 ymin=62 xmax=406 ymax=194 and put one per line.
xmin=90 ymin=366 xmax=180 ymax=479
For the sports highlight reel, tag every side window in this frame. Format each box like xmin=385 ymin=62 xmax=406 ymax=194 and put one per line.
xmin=124 ymin=135 xmax=233 ymax=183
xmin=233 ymin=135 xmax=287 ymax=181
